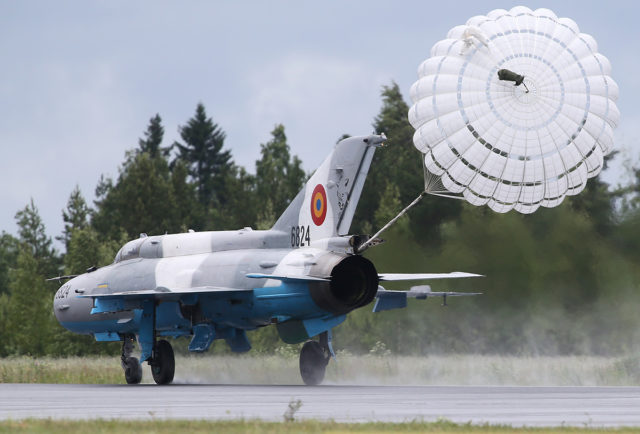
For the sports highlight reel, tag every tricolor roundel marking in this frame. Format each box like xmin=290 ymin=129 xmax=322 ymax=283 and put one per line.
xmin=310 ymin=184 xmax=327 ymax=226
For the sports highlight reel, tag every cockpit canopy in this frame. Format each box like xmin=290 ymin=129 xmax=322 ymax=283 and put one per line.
xmin=113 ymin=238 xmax=145 ymax=263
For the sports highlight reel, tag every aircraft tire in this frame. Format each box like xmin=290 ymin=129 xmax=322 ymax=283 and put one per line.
xmin=123 ymin=357 xmax=142 ymax=384
xmin=151 ymin=340 xmax=175 ymax=385
xmin=299 ymin=340 xmax=329 ymax=386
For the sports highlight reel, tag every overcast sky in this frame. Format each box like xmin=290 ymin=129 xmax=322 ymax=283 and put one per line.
xmin=1 ymin=1 xmax=637 ymax=249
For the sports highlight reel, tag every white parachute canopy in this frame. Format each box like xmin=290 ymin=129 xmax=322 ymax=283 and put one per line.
xmin=408 ymin=6 xmax=619 ymax=214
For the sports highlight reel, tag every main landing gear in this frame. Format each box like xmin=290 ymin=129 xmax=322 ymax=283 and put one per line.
xmin=150 ymin=339 xmax=175 ymax=385
xmin=120 ymin=334 xmax=175 ymax=385
xmin=299 ymin=331 xmax=332 ymax=386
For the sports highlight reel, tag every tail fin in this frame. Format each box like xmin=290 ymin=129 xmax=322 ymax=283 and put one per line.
xmin=273 ymin=134 xmax=385 ymax=238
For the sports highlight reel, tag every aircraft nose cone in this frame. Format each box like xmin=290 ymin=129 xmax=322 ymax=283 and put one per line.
xmin=53 ymin=281 xmax=72 ymax=321
xmin=52 ymin=274 xmax=90 ymax=322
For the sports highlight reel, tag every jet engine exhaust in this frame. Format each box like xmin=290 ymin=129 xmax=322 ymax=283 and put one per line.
xmin=309 ymin=254 xmax=378 ymax=315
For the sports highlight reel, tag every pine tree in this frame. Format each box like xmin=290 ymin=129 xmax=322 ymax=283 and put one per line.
xmin=57 ymin=186 xmax=90 ymax=250
xmin=91 ymin=175 xmax=121 ymax=241
xmin=173 ymin=103 xmax=233 ymax=209
xmin=14 ymin=199 xmax=59 ymax=278
xmin=138 ymin=114 xmax=170 ymax=159
xmin=15 ymin=199 xmax=54 ymax=260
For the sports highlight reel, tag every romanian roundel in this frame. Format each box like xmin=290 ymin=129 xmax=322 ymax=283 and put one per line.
xmin=310 ymin=184 xmax=327 ymax=226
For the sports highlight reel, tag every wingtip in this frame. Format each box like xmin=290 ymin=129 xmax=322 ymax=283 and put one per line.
xmin=454 ymin=271 xmax=484 ymax=278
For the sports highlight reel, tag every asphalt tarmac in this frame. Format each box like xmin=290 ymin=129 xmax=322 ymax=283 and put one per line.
xmin=1 ymin=384 xmax=639 ymax=427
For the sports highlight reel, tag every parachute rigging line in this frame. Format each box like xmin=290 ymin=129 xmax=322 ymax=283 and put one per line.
xmin=422 ymin=154 xmax=466 ymax=201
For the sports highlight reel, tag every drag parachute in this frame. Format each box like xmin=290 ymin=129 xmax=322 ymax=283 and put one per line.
xmin=408 ymin=6 xmax=619 ymax=214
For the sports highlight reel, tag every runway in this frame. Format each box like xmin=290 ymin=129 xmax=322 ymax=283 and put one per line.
xmin=1 ymin=384 xmax=640 ymax=426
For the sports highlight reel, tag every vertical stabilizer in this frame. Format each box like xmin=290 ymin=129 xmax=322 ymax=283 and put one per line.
xmin=273 ymin=134 xmax=385 ymax=239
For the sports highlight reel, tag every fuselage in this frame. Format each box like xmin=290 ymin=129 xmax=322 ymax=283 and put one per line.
xmin=54 ymin=227 xmax=377 ymax=344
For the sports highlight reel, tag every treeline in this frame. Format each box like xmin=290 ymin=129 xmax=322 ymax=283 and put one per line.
xmin=1 ymin=83 xmax=640 ymax=358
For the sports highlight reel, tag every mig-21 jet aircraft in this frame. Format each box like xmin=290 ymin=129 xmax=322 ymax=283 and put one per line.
xmin=53 ymin=134 xmax=479 ymax=385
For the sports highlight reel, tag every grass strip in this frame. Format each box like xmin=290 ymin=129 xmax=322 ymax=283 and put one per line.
xmin=0 ymin=357 xmax=122 ymax=384
xmin=0 ymin=419 xmax=636 ymax=434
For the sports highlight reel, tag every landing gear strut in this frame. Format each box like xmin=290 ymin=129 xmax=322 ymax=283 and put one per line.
xmin=151 ymin=339 xmax=175 ymax=385
xmin=138 ymin=298 xmax=175 ymax=385
xmin=299 ymin=331 xmax=332 ymax=385
xmin=121 ymin=334 xmax=142 ymax=385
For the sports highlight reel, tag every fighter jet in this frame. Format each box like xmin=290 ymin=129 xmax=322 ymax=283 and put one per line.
xmin=52 ymin=134 xmax=480 ymax=385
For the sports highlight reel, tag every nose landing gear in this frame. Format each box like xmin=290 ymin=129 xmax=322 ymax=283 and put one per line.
xmin=121 ymin=334 xmax=142 ymax=385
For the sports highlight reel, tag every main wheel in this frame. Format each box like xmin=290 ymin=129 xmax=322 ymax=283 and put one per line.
xmin=299 ymin=340 xmax=329 ymax=386
xmin=151 ymin=340 xmax=175 ymax=385
xmin=123 ymin=356 xmax=142 ymax=384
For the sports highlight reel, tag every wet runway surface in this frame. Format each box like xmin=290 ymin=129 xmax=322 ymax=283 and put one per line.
xmin=1 ymin=384 xmax=639 ymax=427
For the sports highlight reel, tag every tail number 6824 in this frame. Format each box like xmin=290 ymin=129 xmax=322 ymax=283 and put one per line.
xmin=291 ymin=225 xmax=311 ymax=247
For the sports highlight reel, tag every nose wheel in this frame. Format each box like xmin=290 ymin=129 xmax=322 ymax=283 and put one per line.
xmin=123 ymin=356 xmax=142 ymax=384
xmin=121 ymin=334 xmax=142 ymax=384
xmin=151 ymin=339 xmax=175 ymax=385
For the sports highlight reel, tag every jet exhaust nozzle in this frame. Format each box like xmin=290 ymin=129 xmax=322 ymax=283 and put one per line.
xmin=309 ymin=254 xmax=378 ymax=315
